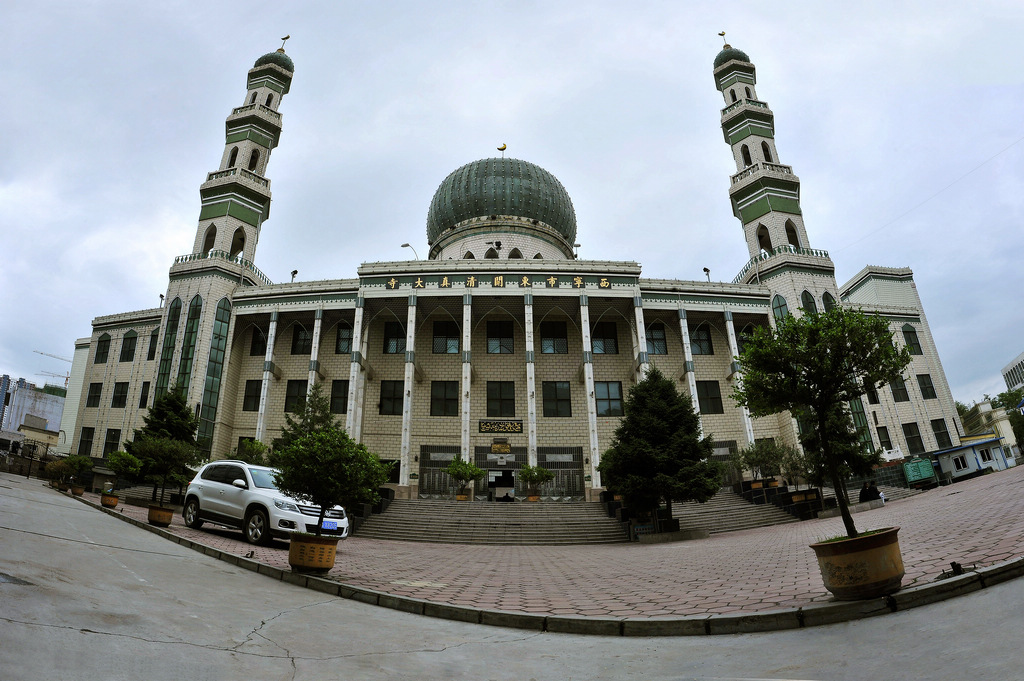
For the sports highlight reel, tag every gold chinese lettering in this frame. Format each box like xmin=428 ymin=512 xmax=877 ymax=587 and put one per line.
xmin=387 ymin=278 xmax=399 ymax=289
xmin=467 ymin=275 xmax=477 ymax=288
xmin=493 ymin=275 xmax=504 ymax=288
xmin=414 ymin=277 xmax=424 ymax=289
xmin=439 ymin=276 xmax=451 ymax=288
xmin=547 ymin=276 xmax=557 ymax=287
xmin=521 ymin=275 xmax=530 ymax=287
xmin=573 ymin=276 xmax=584 ymax=288
xmin=599 ymin=277 xmax=610 ymax=288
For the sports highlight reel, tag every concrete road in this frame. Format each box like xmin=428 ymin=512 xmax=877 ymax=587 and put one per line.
xmin=0 ymin=472 xmax=1017 ymax=681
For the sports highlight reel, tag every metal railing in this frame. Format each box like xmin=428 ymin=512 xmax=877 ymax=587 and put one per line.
xmin=730 ymin=162 xmax=794 ymax=185
xmin=733 ymin=244 xmax=831 ymax=283
xmin=173 ymin=250 xmax=273 ymax=286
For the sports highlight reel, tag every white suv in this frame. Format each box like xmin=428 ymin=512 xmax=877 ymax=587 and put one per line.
xmin=182 ymin=461 xmax=349 ymax=545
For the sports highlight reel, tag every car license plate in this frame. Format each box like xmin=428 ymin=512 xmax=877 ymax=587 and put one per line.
xmin=321 ymin=520 xmax=338 ymax=531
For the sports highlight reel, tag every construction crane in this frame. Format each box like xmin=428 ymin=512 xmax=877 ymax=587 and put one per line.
xmin=37 ymin=371 xmax=70 ymax=388
xmin=34 ymin=350 xmax=72 ymax=363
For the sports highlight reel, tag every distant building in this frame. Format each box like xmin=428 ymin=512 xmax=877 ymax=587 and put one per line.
xmin=961 ymin=399 xmax=1019 ymax=459
xmin=0 ymin=375 xmax=66 ymax=439
xmin=1001 ymin=351 xmax=1024 ymax=392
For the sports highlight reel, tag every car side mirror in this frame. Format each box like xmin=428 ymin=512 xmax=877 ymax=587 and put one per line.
xmin=232 ymin=479 xmax=248 ymax=489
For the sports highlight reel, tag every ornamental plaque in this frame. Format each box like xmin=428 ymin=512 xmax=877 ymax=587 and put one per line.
xmin=479 ymin=420 xmax=523 ymax=433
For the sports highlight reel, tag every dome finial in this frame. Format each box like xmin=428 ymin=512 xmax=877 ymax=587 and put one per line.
xmin=497 ymin=143 xmax=507 ymax=158
xmin=279 ymin=34 xmax=290 ymax=52
xmin=719 ymin=30 xmax=728 ymax=47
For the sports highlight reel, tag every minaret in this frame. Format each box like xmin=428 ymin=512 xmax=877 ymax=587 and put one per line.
xmin=714 ymin=42 xmax=840 ymax=319
xmin=152 ymin=46 xmax=294 ymax=455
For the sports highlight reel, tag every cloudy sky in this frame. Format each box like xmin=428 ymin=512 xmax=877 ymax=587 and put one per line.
xmin=3 ymin=1 xmax=1022 ymax=403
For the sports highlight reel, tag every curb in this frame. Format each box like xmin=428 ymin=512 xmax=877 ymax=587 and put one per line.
xmin=73 ymin=494 xmax=1024 ymax=637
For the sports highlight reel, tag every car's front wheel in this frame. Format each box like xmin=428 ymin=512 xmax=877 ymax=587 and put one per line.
xmin=183 ymin=499 xmax=204 ymax=529
xmin=244 ymin=508 xmax=271 ymax=545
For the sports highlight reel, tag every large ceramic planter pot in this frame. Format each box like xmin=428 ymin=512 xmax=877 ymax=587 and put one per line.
xmin=100 ymin=493 xmax=119 ymax=508
xmin=147 ymin=505 xmax=174 ymax=527
xmin=71 ymin=485 xmax=85 ymax=496
xmin=288 ymin=534 xmax=339 ymax=573
xmin=809 ymin=526 xmax=904 ymax=600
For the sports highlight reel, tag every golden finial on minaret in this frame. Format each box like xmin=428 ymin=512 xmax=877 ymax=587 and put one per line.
xmin=279 ymin=35 xmax=291 ymax=51
xmin=718 ymin=31 xmax=729 ymax=48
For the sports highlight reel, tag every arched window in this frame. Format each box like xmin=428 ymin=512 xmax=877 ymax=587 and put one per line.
xmin=737 ymin=324 xmax=755 ymax=355
xmin=745 ymin=86 xmax=752 ymax=98
xmin=730 ymin=89 xmax=737 ymax=102
xmin=228 ymin=147 xmax=238 ymax=167
xmin=247 ymin=149 xmax=259 ymax=171
xmin=265 ymin=93 xmax=274 ymax=107
xmin=690 ymin=324 xmax=714 ymax=355
xmin=801 ymin=291 xmax=818 ymax=314
xmin=533 ymin=253 xmax=543 ymax=259
xmin=785 ymin=220 xmax=800 ymax=248
xmin=508 ymin=248 xmax=523 ymax=259
xmin=202 ymin=225 xmax=217 ymax=254
xmin=229 ymin=228 xmax=245 ymax=259
xmin=464 ymin=251 xmax=475 ymax=259
xmin=176 ymin=295 xmax=204 ymax=392
xmin=196 ymin=298 xmax=232 ymax=455
xmin=484 ymin=248 xmax=499 ymax=259
xmin=95 ymin=333 xmax=111 ymax=364
xmin=772 ymin=295 xmax=789 ymax=322
xmin=822 ymin=292 xmax=836 ymax=312
xmin=761 ymin=141 xmax=773 ymax=163
xmin=155 ymin=298 xmax=182 ymax=396
xmin=902 ymin=324 xmax=923 ymax=355
xmin=757 ymin=224 xmax=772 ymax=252
xmin=249 ymin=92 xmax=258 ymax=104
xmin=741 ymin=145 xmax=752 ymax=166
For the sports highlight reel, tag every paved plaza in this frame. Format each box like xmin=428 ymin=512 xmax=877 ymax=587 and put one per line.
xmin=68 ymin=464 xmax=1024 ymax=625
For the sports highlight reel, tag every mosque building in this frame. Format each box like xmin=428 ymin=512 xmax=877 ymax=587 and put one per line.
xmin=67 ymin=44 xmax=968 ymax=499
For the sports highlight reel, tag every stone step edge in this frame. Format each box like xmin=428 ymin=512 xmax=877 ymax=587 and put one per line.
xmin=71 ymin=494 xmax=1024 ymax=637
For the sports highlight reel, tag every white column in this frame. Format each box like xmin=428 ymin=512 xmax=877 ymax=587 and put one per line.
xmin=678 ymin=306 xmax=702 ymax=436
xmin=307 ymin=308 xmax=323 ymax=394
xmin=633 ymin=292 xmax=650 ymax=381
xmin=255 ymin=310 xmax=278 ymax=443
xmin=579 ymin=294 xmax=601 ymax=488
xmin=345 ymin=298 xmax=365 ymax=437
xmin=399 ymin=295 xmax=417 ymax=485
xmin=724 ymin=309 xmax=755 ymax=445
xmin=460 ymin=293 xmax=473 ymax=462
xmin=524 ymin=292 xmax=538 ymax=466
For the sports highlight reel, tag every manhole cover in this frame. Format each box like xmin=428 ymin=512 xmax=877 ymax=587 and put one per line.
xmin=0 ymin=573 xmax=32 ymax=585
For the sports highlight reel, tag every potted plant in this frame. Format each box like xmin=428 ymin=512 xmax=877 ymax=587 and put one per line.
xmin=444 ymin=457 xmax=485 ymax=501
xmin=125 ymin=385 xmax=202 ymax=527
xmin=64 ymin=455 xmax=93 ymax=495
xmin=45 ymin=459 xmax=71 ymax=491
xmin=274 ymin=423 xmax=392 ymax=572
xmin=516 ymin=464 xmax=555 ymax=501
xmin=102 ymin=450 xmax=143 ymax=509
xmin=735 ymin=307 xmax=911 ymax=599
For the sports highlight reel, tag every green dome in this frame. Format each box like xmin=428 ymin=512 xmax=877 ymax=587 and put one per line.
xmin=714 ymin=45 xmax=750 ymax=68
xmin=426 ymin=158 xmax=577 ymax=244
xmin=254 ymin=50 xmax=294 ymax=73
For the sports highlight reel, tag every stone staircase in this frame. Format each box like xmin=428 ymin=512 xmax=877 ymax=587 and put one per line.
xmin=354 ymin=499 xmax=629 ymax=545
xmin=673 ymin=487 xmax=799 ymax=534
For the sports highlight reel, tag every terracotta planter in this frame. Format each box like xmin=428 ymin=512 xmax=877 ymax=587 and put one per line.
xmin=456 ymin=494 xmax=470 ymax=501
xmin=288 ymin=534 xmax=339 ymax=573
xmin=147 ymin=505 xmax=174 ymax=527
xmin=527 ymin=495 xmax=541 ymax=502
xmin=100 ymin=493 xmax=119 ymax=508
xmin=71 ymin=485 xmax=85 ymax=496
xmin=57 ymin=482 xmax=70 ymax=492
xmin=809 ymin=526 xmax=904 ymax=600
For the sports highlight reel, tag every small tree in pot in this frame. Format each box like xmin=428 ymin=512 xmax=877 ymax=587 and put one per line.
xmin=444 ymin=457 xmax=485 ymax=500
xmin=516 ymin=464 xmax=555 ymax=500
xmin=64 ymin=455 xmax=94 ymax=495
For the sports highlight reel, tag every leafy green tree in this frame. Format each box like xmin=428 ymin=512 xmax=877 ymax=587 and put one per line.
xmin=738 ymin=439 xmax=787 ymax=480
xmin=444 ymin=457 xmax=486 ymax=496
xmin=734 ymin=307 xmax=910 ymax=538
xmin=598 ymin=366 xmax=721 ymax=523
xmin=126 ymin=384 xmax=203 ymax=505
xmin=273 ymin=425 xmax=393 ymax=536
xmin=64 ymin=454 xmax=93 ymax=482
xmin=276 ymin=382 xmax=339 ymax=456
xmin=517 ymin=464 xmax=555 ymax=494
xmin=992 ymin=388 xmax=1024 ymax=447
xmin=232 ymin=438 xmax=269 ymax=465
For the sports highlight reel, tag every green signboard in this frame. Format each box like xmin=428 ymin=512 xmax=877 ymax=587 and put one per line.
xmin=903 ymin=457 xmax=935 ymax=483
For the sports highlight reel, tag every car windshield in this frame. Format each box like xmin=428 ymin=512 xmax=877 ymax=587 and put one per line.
xmin=248 ymin=468 xmax=279 ymax=490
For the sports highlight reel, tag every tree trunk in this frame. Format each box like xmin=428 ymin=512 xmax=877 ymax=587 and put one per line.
xmin=819 ymin=411 xmax=857 ymax=538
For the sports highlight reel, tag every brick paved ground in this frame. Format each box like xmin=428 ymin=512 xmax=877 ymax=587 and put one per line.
xmin=83 ymin=464 xmax=1024 ymax=618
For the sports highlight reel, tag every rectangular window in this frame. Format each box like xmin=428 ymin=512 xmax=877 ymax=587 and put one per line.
xmin=591 ymin=322 xmax=618 ymax=354
xmin=379 ymin=380 xmax=404 ymax=415
xmin=540 ymin=321 xmax=568 ymax=354
xmin=432 ymin=320 xmax=460 ymax=354
xmin=79 ymin=427 xmax=94 ymax=456
xmin=284 ymin=379 xmax=308 ymax=413
xmin=849 ymin=397 xmax=873 ymax=453
xmin=110 ymin=382 xmax=129 ymax=409
xmin=690 ymin=325 xmax=714 ymax=355
xmin=331 ymin=380 xmax=349 ymax=414
xmin=335 ymin=325 xmax=352 ymax=354
xmin=487 ymin=381 xmax=516 ymax=417
xmin=646 ymin=323 xmax=668 ymax=355
xmin=242 ymin=379 xmax=262 ymax=412
xmin=250 ymin=329 xmax=267 ymax=356
xmin=695 ymin=381 xmax=724 ymax=414
xmin=980 ymin=449 xmax=993 ymax=463
xmin=430 ymin=380 xmax=459 ymax=416
xmin=891 ymin=377 xmax=910 ymax=402
xmin=487 ymin=320 xmax=514 ymax=354
xmin=865 ymin=381 xmax=879 ymax=405
xmin=94 ymin=336 xmax=110 ymax=364
xmin=86 ymin=383 xmax=102 ymax=408
xmin=952 ymin=454 xmax=968 ymax=471
xmin=383 ymin=322 xmax=406 ymax=354
xmin=917 ymin=374 xmax=937 ymax=400
xmin=595 ymin=381 xmax=624 ymax=417
xmin=902 ymin=422 xmax=925 ymax=455
xmin=291 ymin=326 xmax=313 ymax=355
xmin=139 ymin=381 xmax=150 ymax=409
xmin=542 ymin=381 xmax=572 ymax=417
xmin=103 ymin=428 xmax=121 ymax=456
xmin=877 ymin=426 xmax=893 ymax=450
xmin=931 ymin=418 xmax=952 ymax=449
xmin=119 ymin=334 xmax=137 ymax=362
xmin=147 ymin=329 xmax=159 ymax=361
